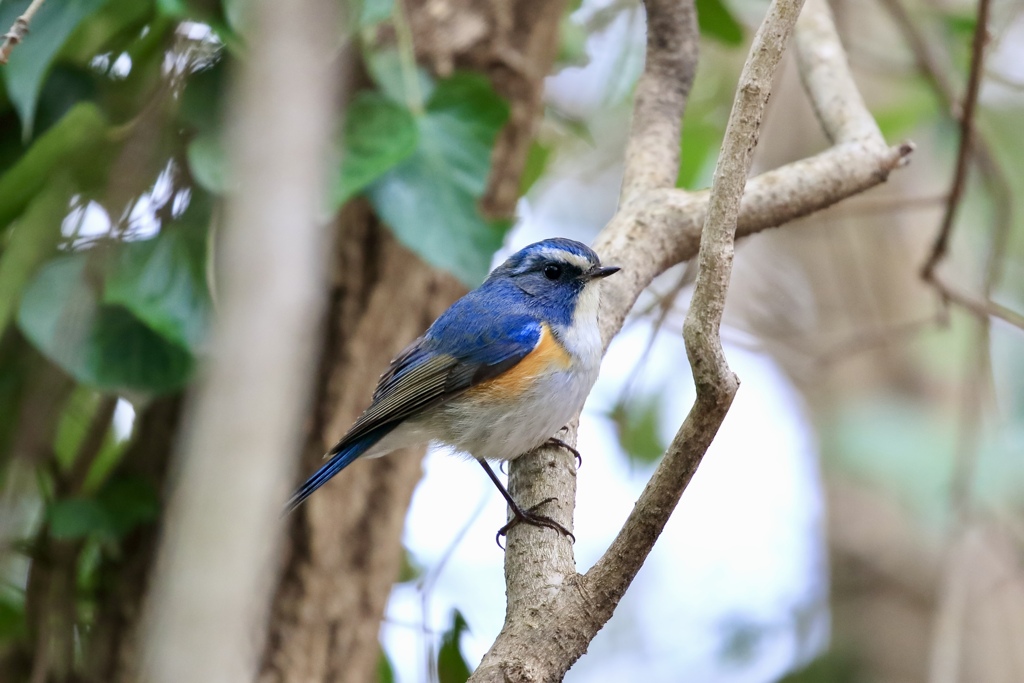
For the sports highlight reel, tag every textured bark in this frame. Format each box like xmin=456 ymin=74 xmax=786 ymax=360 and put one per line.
xmin=259 ymin=2 xmax=567 ymax=680
xmin=259 ymin=210 xmax=465 ymax=683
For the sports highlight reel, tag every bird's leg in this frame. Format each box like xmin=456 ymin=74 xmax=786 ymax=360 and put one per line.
xmin=477 ymin=459 xmax=574 ymax=548
xmin=546 ymin=435 xmax=582 ymax=468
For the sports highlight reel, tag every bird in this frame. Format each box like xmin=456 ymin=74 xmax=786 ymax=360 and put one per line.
xmin=285 ymin=238 xmax=619 ymax=543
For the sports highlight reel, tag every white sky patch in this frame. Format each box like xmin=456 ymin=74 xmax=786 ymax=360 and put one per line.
xmin=113 ymin=399 xmax=136 ymax=442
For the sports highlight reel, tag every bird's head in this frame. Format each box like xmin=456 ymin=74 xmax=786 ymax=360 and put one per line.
xmin=486 ymin=238 xmax=619 ymax=326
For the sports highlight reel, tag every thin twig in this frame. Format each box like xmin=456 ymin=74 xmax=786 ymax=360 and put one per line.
xmin=813 ymin=315 xmax=941 ymax=368
xmin=64 ymin=396 xmax=118 ymax=494
xmin=0 ymin=0 xmax=46 ymax=65
xmin=920 ymin=0 xmax=993 ymax=281
xmin=933 ymin=278 xmax=1024 ymax=332
xmin=841 ymin=193 xmax=946 ymax=216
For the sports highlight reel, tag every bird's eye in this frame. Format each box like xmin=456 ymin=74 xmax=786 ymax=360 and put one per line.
xmin=543 ymin=264 xmax=563 ymax=281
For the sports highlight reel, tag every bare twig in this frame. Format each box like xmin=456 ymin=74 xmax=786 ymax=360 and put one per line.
xmin=814 ymin=315 xmax=941 ymax=368
xmin=920 ymin=0 xmax=993 ymax=281
xmin=0 ymin=0 xmax=46 ymax=65
xmin=932 ymin=278 xmax=1024 ymax=331
xmin=840 ymin=193 xmax=946 ymax=216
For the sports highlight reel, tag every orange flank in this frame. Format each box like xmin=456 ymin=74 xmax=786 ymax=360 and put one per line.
xmin=467 ymin=324 xmax=571 ymax=400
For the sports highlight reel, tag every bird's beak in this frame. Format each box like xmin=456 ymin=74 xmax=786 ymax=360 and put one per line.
xmin=586 ymin=265 xmax=620 ymax=280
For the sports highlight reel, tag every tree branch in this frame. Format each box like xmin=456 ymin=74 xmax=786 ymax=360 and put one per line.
xmin=469 ymin=0 xmax=918 ymax=679
xmin=0 ymin=0 xmax=45 ymax=65
xmin=794 ymin=0 xmax=882 ymax=145
xmin=618 ymin=0 xmax=699 ymax=205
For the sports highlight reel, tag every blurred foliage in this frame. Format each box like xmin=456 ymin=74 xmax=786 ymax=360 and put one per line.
xmin=0 ymin=0 xmax=514 ymax=677
xmin=778 ymin=652 xmax=863 ymax=683
xmin=437 ymin=609 xmax=472 ymax=683
xmin=609 ymin=393 xmax=667 ymax=465
xmin=695 ymin=0 xmax=744 ymax=46
xmin=377 ymin=648 xmax=396 ymax=683
xmin=365 ymin=72 xmax=511 ymax=285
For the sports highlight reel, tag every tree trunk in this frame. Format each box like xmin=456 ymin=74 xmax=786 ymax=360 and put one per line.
xmin=259 ymin=209 xmax=465 ymax=683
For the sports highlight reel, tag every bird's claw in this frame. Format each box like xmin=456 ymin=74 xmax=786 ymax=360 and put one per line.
xmin=546 ymin=436 xmax=582 ymax=468
xmin=495 ymin=497 xmax=575 ymax=549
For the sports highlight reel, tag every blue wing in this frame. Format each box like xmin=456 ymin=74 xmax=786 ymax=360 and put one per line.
xmin=285 ymin=297 xmax=541 ymax=512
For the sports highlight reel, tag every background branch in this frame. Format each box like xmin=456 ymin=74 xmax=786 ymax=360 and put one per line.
xmin=0 ymin=0 xmax=45 ymax=65
xmin=138 ymin=1 xmax=340 ymax=681
xmin=920 ymin=0 xmax=992 ymax=281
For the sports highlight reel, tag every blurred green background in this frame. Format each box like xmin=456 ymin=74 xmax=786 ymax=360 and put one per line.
xmin=1 ymin=0 xmax=1023 ymax=681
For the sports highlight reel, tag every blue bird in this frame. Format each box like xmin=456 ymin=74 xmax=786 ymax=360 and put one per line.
xmin=286 ymin=238 xmax=619 ymax=542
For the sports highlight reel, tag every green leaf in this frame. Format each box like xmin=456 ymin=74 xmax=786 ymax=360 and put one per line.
xmin=558 ymin=12 xmax=589 ymax=67
xmin=677 ymin=117 xmax=721 ymax=190
xmin=103 ymin=203 xmax=212 ymax=350
xmin=365 ymin=47 xmax=435 ymax=107
xmin=873 ymin=80 xmax=937 ymax=140
xmin=58 ymin=0 xmax=155 ymax=66
xmin=180 ymin=61 xmax=227 ymax=133
xmin=187 ymin=131 xmax=229 ymax=194
xmin=0 ymin=102 xmax=107 ymax=231
xmin=17 ymin=251 xmax=196 ymax=394
xmin=519 ymin=141 xmax=551 ymax=196
xmin=367 ymin=73 xmax=511 ymax=285
xmin=695 ymin=0 xmax=744 ymax=46
xmin=0 ymin=176 xmax=75 ymax=337
xmin=396 ymin=545 xmax=424 ymax=583
xmin=0 ymin=0 xmax=110 ymax=137
xmin=331 ymin=92 xmax=418 ymax=209
xmin=357 ymin=0 xmax=394 ymax=28
xmin=221 ymin=0 xmax=246 ymax=33
xmin=437 ymin=610 xmax=472 ymax=683
xmin=610 ymin=395 xmax=666 ymax=465
xmin=96 ymin=475 xmax=160 ymax=536
xmin=48 ymin=497 xmax=115 ymax=539
xmin=0 ymin=597 xmax=26 ymax=641
xmin=377 ymin=648 xmax=396 ymax=683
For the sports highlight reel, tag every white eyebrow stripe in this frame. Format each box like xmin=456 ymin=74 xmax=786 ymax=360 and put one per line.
xmin=531 ymin=248 xmax=593 ymax=270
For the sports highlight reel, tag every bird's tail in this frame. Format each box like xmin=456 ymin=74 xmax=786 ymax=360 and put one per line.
xmin=284 ymin=431 xmax=384 ymax=514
